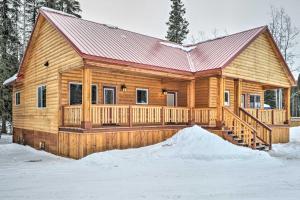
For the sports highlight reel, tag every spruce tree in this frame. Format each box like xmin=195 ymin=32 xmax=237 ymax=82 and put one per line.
xmin=166 ymin=0 xmax=189 ymax=44
xmin=0 ymin=0 xmax=20 ymax=134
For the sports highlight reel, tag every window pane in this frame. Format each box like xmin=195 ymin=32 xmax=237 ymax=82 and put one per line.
xmin=38 ymin=87 xmax=42 ymax=107
xmin=104 ymin=89 xmax=114 ymax=104
xmin=16 ymin=92 xmax=20 ymax=105
xmin=70 ymin=84 xmax=82 ymax=105
xmin=92 ymin=85 xmax=97 ymax=104
xmin=250 ymin=95 xmax=260 ymax=108
xmin=42 ymin=86 xmax=46 ymax=107
xmin=137 ymin=89 xmax=148 ymax=104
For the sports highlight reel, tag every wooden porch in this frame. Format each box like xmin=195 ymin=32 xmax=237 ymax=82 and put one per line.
xmin=61 ymin=104 xmax=287 ymax=128
xmin=61 ymin=105 xmax=217 ymax=128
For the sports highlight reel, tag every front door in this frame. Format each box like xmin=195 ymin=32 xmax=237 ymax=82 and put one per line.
xmin=103 ymin=86 xmax=116 ymax=104
xmin=167 ymin=92 xmax=176 ymax=107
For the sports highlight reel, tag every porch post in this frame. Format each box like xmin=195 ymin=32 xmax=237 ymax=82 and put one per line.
xmin=187 ymin=79 xmax=195 ymax=124
xmin=234 ymin=79 xmax=242 ymax=115
xmin=81 ymin=67 xmax=92 ymax=129
xmin=284 ymin=87 xmax=291 ymax=124
xmin=217 ymin=76 xmax=225 ymax=128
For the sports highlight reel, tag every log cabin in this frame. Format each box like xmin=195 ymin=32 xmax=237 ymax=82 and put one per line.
xmin=4 ymin=7 xmax=296 ymax=159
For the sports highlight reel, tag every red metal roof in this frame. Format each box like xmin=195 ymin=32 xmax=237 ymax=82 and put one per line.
xmin=40 ymin=8 xmax=267 ymax=73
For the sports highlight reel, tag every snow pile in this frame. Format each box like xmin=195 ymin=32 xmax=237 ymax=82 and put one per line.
xmin=0 ymin=134 xmax=12 ymax=145
xmin=82 ymin=126 xmax=269 ymax=164
xmin=150 ymin=125 xmax=268 ymax=160
xmin=270 ymin=126 xmax=300 ymax=159
xmin=160 ymin=41 xmax=196 ymax=52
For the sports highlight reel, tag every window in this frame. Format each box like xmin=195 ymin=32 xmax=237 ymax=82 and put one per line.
xmin=103 ymin=86 xmax=116 ymax=104
xmin=15 ymin=92 xmax=20 ymax=106
xmin=224 ymin=91 xmax=230 ymax=106
xmin=91 ymin=85 xmax=98 ymax=104
xmin=136 ymin=88 xmax=148 ymax=104
xmin=69 ymin=83 xmax=98 ymax=105
xmin=250 ymin=95 xmax=261 ymax=108
xmin=37 ymin=85 xmax=46 ymax=108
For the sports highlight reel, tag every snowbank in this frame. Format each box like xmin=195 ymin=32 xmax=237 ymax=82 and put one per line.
xmin=150 ymin=126 xmax=269 ymax=160
xmin=270 ymin=126 xmax=300 ymax=159
xmin=82 ymin=126 xmax=269 ymax=164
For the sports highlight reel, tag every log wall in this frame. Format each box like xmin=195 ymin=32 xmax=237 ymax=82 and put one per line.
xmin=12 ymin=16 xmax=83 ymax=134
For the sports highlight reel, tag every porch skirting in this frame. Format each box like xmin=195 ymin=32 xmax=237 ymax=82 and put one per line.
xmin=13 ymin=126 xmax=187 ymax=159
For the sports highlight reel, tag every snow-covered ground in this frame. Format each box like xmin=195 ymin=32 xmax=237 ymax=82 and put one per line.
xmin=0 ymin=126 xmax=300 ymax=200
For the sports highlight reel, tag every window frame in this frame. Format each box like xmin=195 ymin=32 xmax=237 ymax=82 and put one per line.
xmin=224 ymin=90 xmax=230 ymax=106
xmin=68 ymin=82 xmax=99 ymax=105
xmin=37 ymin=85 xmax=47 ymax=109
xmin=103 ymin=86 xmax=116 ymax=104
xmin=136 ymin=88 xmax=149 ymax=105
xmin=15 ymin=91 xmax=21 ymax=106
xmin=250 ymin=94 xmax=261 ymax=109
xmin=166 ymin=91 xmax=177 ymax=107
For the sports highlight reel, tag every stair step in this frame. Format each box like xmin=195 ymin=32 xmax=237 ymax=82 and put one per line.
xmin=237 ymin=143 xmax=248 ymax=147
xmin=255 ymin=145 xmax=266 ymax=151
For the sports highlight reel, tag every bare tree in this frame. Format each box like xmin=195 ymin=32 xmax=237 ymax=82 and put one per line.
xmin=269 ymin=6 xmax=299 ymax=72
xmin=189 ymin=29 xmax=228 ymax=44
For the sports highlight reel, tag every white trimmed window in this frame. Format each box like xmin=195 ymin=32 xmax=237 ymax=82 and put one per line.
xmin=15 ymin=92 xmax=20 ymax=106
xmin=37 ymin=85 xmax=46 ymax=108
xmin=224 ymin=90 xmax=230 ymax=106
xmin=136 ymin=88 xmax=148 ymax=104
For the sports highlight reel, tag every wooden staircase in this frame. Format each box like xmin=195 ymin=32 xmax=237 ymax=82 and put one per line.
xmin=222 ymin=107 xmax=272 ymax=151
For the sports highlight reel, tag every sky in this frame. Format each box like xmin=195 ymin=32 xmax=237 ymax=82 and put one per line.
xmin=79 ymin=0 xmax=300 ymax=78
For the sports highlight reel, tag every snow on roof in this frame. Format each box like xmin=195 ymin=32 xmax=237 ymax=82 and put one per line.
xmin=3 ymin=74 xmax=17 ymax=86
xmin=159 ymin=42 xmax=197 ymax=52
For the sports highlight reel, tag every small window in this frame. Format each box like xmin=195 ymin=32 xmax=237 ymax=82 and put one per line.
xmin=136 ymin=88 xmax=148 ymax=104
xmin=91 ymin=85 xmax=98 ymax=104
xmin=37 ymin=85 xmax=46 ymax=108
xmin=69 ymin=83 xmax=98 ymax=105
xmin=250 ymin=95 xmax=261 ymax=108
xmin=15 ymin=92 xmax=20 ymax=106
xmin=224 ymin=91 xmax=230 ymax=106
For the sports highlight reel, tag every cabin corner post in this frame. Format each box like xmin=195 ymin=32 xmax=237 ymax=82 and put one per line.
xmin=81 ymin=67 xmax=92 ymax=129
xmin=284 ymin=87 xmax=291 ymax=124
xmin=216 ymin=76 xmax=225 ymax=128
xmin=187 ymin=79 xmax=195 ymax=125
xmin=234 ymin=79 xmax=242 ymax=115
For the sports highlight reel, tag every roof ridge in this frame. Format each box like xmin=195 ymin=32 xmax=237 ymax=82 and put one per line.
xmin=40 ymin=7 xmax=78 ymax=18
xmin=186 ymin=25 xmax=268 ymax=47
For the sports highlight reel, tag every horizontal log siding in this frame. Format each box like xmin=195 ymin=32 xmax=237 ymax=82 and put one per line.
xmin=195 ymin=78 xmax=209 ymax=108
xmin=12 ymin=18 xmax=83 ymax=134
xmin=61 ymin=68 xmax=188 ymax=107
xmin=223 ymin=32 xmax=291 ymax=87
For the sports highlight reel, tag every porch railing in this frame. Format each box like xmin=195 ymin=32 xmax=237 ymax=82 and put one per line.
xmin=194 ymin=108 xmax=217 ymax=126
xmin=245 ymin=109 xmax=286 ymax=125
xmin=62 ymin=105 xmax=196 ymax=127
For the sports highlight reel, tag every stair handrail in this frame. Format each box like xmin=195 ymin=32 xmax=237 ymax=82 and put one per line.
xmin=239 ymin=107 xmax=272 ymax=149
xmin=223 ymin=107 xmax=257 ymax=148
